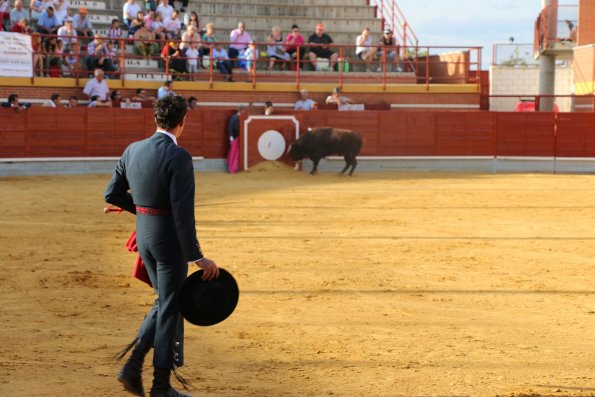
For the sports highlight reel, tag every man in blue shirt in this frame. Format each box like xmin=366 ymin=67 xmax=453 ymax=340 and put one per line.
xmin=36 ymin=6 xmax=60 ymax=35
xmin=157 ymin=80 xmax=175 ymax=99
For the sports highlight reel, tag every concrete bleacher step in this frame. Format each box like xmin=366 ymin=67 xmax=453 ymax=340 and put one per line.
xmin=202 ymin=15 xmax=379 ymax=32
xmin=89 ymin=13 xmax=119 ymax=25
xmin=193 ymin=2 xmax=375 ymax=19
xmin=124 ymin=72 xmax=165 ymax=81
xmin=124 ymin=58 xmax=160 ymax=69
xmin=70 ymin=0 xmax=106 ymax=10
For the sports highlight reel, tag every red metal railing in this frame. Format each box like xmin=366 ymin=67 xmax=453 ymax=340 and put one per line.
xmin=534 ymin=4 xmax=578 ymax=56
xmin=29 ymin=34 xmax=481 ymax=90
xmin=488 ymin=94 xmax=595 ymax=112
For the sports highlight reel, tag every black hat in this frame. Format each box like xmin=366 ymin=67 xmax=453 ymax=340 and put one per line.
xmin=178 ymin=268 xmax=239 ymax=326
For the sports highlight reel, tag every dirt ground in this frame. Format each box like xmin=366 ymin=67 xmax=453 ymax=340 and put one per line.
xmin=1 ymin=163 xmax=595 ymax=397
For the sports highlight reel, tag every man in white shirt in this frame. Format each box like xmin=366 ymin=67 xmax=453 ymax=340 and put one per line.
xmin=44 ymin=93 xmax=62 ymax=108
xmin=57 ymin=17 xmax=77 ymax=49
xmin=294 ymin=89 xmax=317 ymax=111
xmin=123 ymin=0 xmax=141 ymax=30
xmin=156 ymin=0 xmax=173 ymax=22
xmin=157 ymin=80 xmax=175 ymax=99
xmin=83 ymin=69 xmax=110 ymax=101
xmin=10 ymin=0 xmax=28 ymax=26
xmin=228 ymin=22 xmax=250 ymax=68
xmin=163 ymin=10 xmax=180 ymax=38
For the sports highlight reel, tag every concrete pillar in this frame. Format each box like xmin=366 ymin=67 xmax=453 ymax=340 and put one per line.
xmin=539 ymin=0 xmax=556 ymax=111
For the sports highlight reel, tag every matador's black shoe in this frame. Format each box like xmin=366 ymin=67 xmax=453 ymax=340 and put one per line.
xmin=149 ymin=367 xmax=194 ymax=397
xmin=115 ymin=338 xmax=150 ymax=396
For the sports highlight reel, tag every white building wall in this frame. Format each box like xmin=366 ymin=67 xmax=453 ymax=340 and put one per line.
xmin=490 ymin=66 xmax=573 ymax=111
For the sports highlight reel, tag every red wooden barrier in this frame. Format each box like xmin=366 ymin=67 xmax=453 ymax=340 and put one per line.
xmin=1 ymin=108 xmax=595 ymax=160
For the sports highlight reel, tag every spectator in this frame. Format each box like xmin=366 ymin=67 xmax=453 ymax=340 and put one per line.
xmin=87 ymin=94 xmax=111 ymax=107
xmin=86 ymin=35 xmax=117 ymax=75
xmin=54 ymin=38 xmax=74 ymax=76
xmin=187 ymin=96 xmax=198 ymax=109
xmin=83 ymin=68 xmax=110 ymax=101
xmin=567 ymin=20 xmax=577 ymax=41
xmin=228 ymin=21 xmax=250 ymax=68
xmin=106 ymin=18 xmax=121 ymax=44
xmin=377 ymin=28 xmax=400 ymax=72
xmin=308 ymin=22 xmax=338 ymax=71
xmin=264 ymin=100 xmax=273 ymax=115
xmin=267 ymin=25 xmax=289 ymax=71
xmin=10 ymin=0 xmax=28 ymax=27
xmin=155 ymin=0 xmax=172 ymax=22
xmin=201 ymin=22 xmax=217 ymax=57
xmin=285 ymin=24 xmax=304 ymax=69
xmin=294 ymin=89 xmax=317 ymax=110
xmin=244 ymin=39 xmax=256 ymax=76
xmin=11 ymin=17 xmax=31 ymax=33
xmin=180 ymin=23 xmax=200 ymax=50
xmin=122 ymin=0 xmax=141 ymax=30
xmin=212 ymin=42 xmax=233 ymax=81
xmin=162 ymin=9 xmax=180 ymax=39
xmin=131 ymin=88 xmax=156 ymax=102
xmin=31 ymin=33 xmax=43 ymax=76
xmin=1 ymin=94 xmax=31 ymax=111
xmin=227 ymin=105 xmax=245 ymax=141
xmin=30 ymin=0 xmax=45 ymax=25
xmin=67 ymin=95 xmax=78 ymax=107
xmin=150 ymin=11 xmax=165 ymax=41
xmin=325 ymin=87 xmax=354 ymax=106
xmin=160 ymin=40 xmax=185 ymax=74
xmin=43 ymin=35 xmax=60 ymax=76
xmin=0 ymin=0 xmax=10 ymax=31
xmin=73 ymin=7 xmax=93 ymax=39
xmin=157 ymin=80 xmax=175 ymax=99
xmin=36 ymin=6 xmax=59 ymax=34
xmin=110 ymin=89 xmax=131 ymax=106
xmin=57 ymin=16 xmax=77 ymax=50
xmin=185 ymin=11 xmax=199 ymax=31
xmin=355 ymin=28 xmax=375 ymax=72
xmin=52 ymin=0 xmax=69 ymax=25
xmin=133 ymin=22 xmax=157 ymax=58
xmin=185 ymin=41 xmax=199 ymax=80
xmin=127 ymin=10 xmax=144 ymax=38
xmin=43 ymin=92 xmax=62 ymax=107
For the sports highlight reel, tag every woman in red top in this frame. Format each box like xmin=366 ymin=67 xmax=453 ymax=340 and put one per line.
xmin=285 ymin=24 xmax=304 ymax=70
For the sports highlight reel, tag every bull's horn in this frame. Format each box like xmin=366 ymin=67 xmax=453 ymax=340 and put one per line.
xmin=286 ymin=143 xmax=292 ymax=155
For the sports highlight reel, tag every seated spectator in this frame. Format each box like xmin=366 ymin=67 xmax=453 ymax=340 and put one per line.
xmin=244 ymin=40 xmax=256 ymax=76
xmin=285 ymin=24 xmax=305 ymax=70
xmin=127 ymin=11 xmax=145 ymax=38
xmin=83 ymin=69 xmax=109 ymax=101
xmin=106 ymin=18 xmax=121 ymax=44
xmin=73 ymin=7 xmax=93 ymax=39
xmin=43 ymin=92 xmax=62 ymax=107
xmin=131 ymin=88 xmax=155 ymax=102
xmin=133 ymin=22 xmax=157 ymax=58
xmin=267 ymin=25 xmax=289 ymax=71
xmin=160 ymin=40 xmax=185 ymax=75
xmin=110 ymin=89 xmax=130 ymax=105
xmin=67 ymin=95 xmax=78 ymax=107
xmin=53 ymin=0 xmax=68 ymax=25
xmin=180 ymin=24 xmax=200 ymax=51
xmin=87 ymin=94 xmax=111 ymax=107
xmin=122 ymin=0 xmax=141 ymax=30
xmin=155 ymin=0 xmax=172 ymax=22
xmin=157 ymin=80 xmax=175 ymax=99
xmin=201 ymin=22 xmax=217 ymax=56
xmin=356 ymin=28 xmax=375 ymax=72
xmin=325 ymin=87 xmax=354 ymax=106
xmin=86 ymin=36 xmax=117 ymax=76
xmin=57 ymin=16 xmax=77 ymax=50
xmin=187 ymin=96 xmax=198 ymax=109
xmin=149 ymin=11 xmax=165 ymax=41
xmin=294 ymin=89 xmax=317 ymax=110
xmin=1 ymin=94 xmax=31 ymax=111
xmin=30 ymin=0 xmax=45 ymax=25
xmin=54 ymin=38 xmax=74 ymax=76
xmin=10 ymin=0 xmax=28 ymax=27
xmin=377 ymin=28 xmax=400 ymax=72
xmin=185 ymin=11 xmax=199 ymax=32
xmin=36 ymin=6 xmax=59 ymax=35
xmin=11 ymin=17 xmax=32 ymax=33
xmin=31 ymin=33 xmax=43 ymax=76
xmin=212 ymin=42 xmax=233 ymax=81
xmin=185 ymin=41 xmax=199 ymax=80
xmin=264 ymin=101 xmax=273 ymax=115
xmin=308 ymin=23 xmax=338 ymax=71
xmin=228 ymin=21 xmax=250 ymax=68
xmin=162 ymin=9 xmax=181 ymax=39
xmin=0 ymin=0 xmax=10 ymax=31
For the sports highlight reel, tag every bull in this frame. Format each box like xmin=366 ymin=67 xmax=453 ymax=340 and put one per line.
xmin=288 ymin=127 xmax=363 ymax=176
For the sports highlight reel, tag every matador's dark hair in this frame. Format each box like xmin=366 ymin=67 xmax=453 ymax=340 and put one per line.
xmin=154 ymin=95 xmax=188 ymax=131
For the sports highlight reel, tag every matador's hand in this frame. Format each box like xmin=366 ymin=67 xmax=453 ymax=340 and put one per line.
xmin=195 ymin=257 xmax=220 ymax=281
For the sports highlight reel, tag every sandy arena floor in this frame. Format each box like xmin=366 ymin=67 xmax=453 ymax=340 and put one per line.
xmin=1 ymin=163 xmax=595 ymax=397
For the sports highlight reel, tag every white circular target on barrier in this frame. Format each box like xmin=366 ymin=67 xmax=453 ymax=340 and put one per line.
xmin=257 ymin=130 xmax=286 ymax=160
